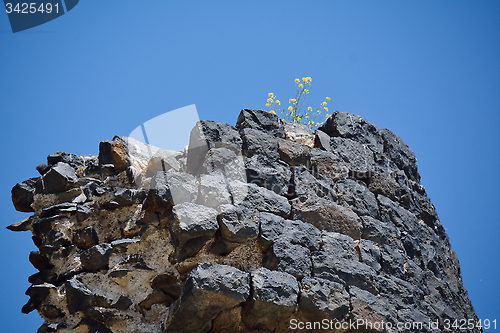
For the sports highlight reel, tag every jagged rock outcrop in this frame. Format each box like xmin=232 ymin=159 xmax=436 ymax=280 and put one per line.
xmin=9 ymin=109 xmax=480 ymax=332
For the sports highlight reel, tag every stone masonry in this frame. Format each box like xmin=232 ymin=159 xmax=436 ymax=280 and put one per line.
xmin=9 ymin=109 xmax=480 ymax=332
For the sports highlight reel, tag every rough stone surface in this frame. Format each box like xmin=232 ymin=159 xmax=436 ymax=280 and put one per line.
xmin=8 ymin=109 xmax=480 ymax=333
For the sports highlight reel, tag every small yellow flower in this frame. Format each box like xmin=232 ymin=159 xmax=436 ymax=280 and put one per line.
xmin=268 ymin=93 xmax=274 ymax=97
xmin=265 ymin=103 xmax=270 ymax=107
xmin=326 ymin=97 xmax=330 ymax=100
xmin=270 ymin=110 xmax=276 ymax=115
xmin=308 ymin=106 xmax=312 ymax=111
xmin=304 ymin=89 xmax=309 ymax=93
xmin=267 ymin=98 xmax=273 ymax=103
xmin=322 ymin=101 xmax=327 ymax=106
xmin=308 ymin=120 xmax=313 ymax=125
xmin=295 ymin=78 xmax=300 ymax=84
xmin=288 ymin=106 xmax=293 ymax=111
xmin=299 ymin=83 xmax=303 ymax=88
xmin=276 ymin=100 xmax=281 ymax=105
xmin=302 ymin=77 xmax=312 ymax=84
xmin=289 ymin=98 xmax=296 ymax=103
xmin=324 ymin=107 xmax=328 ymax=112
xmin=316 ymin=122 xmax=320 ymax=126
xmin=326 ymin=114 xmax=331 ymax=118
xmin=306 ymin=116 xmax=309 ymax=119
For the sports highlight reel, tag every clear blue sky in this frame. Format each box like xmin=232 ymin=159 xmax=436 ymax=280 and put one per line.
xmin=1 ymin=1 xmax=498 ymax=331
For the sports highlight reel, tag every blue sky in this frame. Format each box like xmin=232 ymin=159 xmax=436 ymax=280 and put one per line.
xmin=1 ymin=1 xmax=499 ymax=331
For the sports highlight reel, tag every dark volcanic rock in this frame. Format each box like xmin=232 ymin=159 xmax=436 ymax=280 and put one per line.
xmin=165 ymin=262 xmax=250 ymax=333
xmin=236 ymin=109 xmax=285 ymax=138
xmin=8 ymin=109 xmax=480 ymax=333
xmin=186 ymin=120 xmax=242 ymax=175
xmin=244 ymin=267 xmax=299 ymax=331
xmin=12 ymin=178 xmax=38 ymax=212
xmin=217 ymin=204 xmax=259 ymax=243
xmin=169 ymin=202 xmax=219 ymax=261
xmin=42 ymin=162 xmax=79 ymax=194
xmin=299 ymin=277 xmax=350 ymax=321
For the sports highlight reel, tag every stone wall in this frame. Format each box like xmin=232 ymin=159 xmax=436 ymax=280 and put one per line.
xmin=9 ymin=109 xmax=480 ymax=332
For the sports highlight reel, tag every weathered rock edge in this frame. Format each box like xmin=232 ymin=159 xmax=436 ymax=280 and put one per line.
xmin=9 ymin=109 xmax=480 ymax=333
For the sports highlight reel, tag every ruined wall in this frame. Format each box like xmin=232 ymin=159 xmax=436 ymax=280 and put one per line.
xmin=9 ymin=109 xmax=480 ymax=332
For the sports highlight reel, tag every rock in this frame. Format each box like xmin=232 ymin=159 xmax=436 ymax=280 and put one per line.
xmin=151 ymin=269 xmax=182 ymax=299
xmin=230 ymin=180 xmax=291 ymax=218
xmin=284 ymin=122 xmax=315 ymax=147
xmin=381 ymin=128 xmax=419 ymax=182
xmin=42 ymin=162 xmax=79 ymax=194
xmin=336 ymin=179 xmax=380 ymax=218
xmin=361 ymin=215 xmax=400 ymax=246
xmin=7 ymin=216 xmax=34 ymax=231
xmin=72 ymin=226 xmax=99 ymax=250
xmin=320 ymin=231 xmax=358 ymax=261
xmin=313 ymin=129 xmax=332 ymax=151
xmin=98 ymin=136 xmax=154 ymax=175
xmin=258 ymin=212 xmax=285 ymax=249
xmin=145 ymin=149 xmax=182 ymax=176
xmin=187 ymin=120 xmax=242 ymax=175
xmin=73 ymin=318 xmax=113 ymax=333
xmin=80 ymin=243 xmax=113 ymax=271
xmin=169 ymin=202 xmax=219 ymax=261
xmin=291 ymin=196 xmax=363 ymax=239
xmin=236 ymin=109 xmax=285 ymax=138
xmin=56 ymin=187 xmax=85 ymax=204
xmin=292 ymin=166 xmax=336 ymax=201
xmin=240 ymin=128 xmax=279 ymax=159
xmin=356 ymin=239 xmax=382 ymax=272
xmin=165 ymin=262 xmax=250 ymax=333
xmin=349 ymin=286 xmax=398 ymax=331
xmin=201 ymin=147 xmax=246 ymax=183
xmin=144 ymin=171 xmax=197 ymax=213
xmin=310 ymin=149 xmax=347 ymax=181
xmin=113 ymin=188 xmax=146 ymax=206
xmin=368 ymin=172 xmax=401 ymax=201
xmin=299 ymin=277 xmax=350 ymax=321
xmin=160 ymin=171 xmax=198 ymax=205
xmin=65 ymin=277 xmax=112 ymax=314
xmin=217 ymin=204 xmax=259 ymax=243
xmin=39 ymin=304 xmax=64 ymax=319
xmin=12 ymin=178 xmax=38 ymax=212
xmin=278 ymin=138 xmax=311 ymax=166
xmin=198 ymin=174 xmax=231 ymax=208
xmin=319 ymin=111 xmax=384 ymax=154
xmin=22 ymin=283 xmax=57 ymax=314
xmin=111 ymin=296 xmax=133 ymax=310
xmin=84 ymin=306 xmax=132 ymax=322
xmin=265 ymin=240 xmax=311 ymax=279
xmin=312 ymin=252 xmax=377 ymax=294
xmin=244 ymin=267 xmax=299 ymax=331
xmin=110 ymin=238 xmax=140 ymax=251
xmin=281 ymin=219 xmax=321 ymax=252
xmin=245 ymin=153 xmax=291 ymax=195
xmin=139 ymin=288 xmax=175 ymax=310
xmin=37 ymin=323 xmax=68 ymax=333
xmin=29 ymin=251 xmax=52 ymax=271
xmin=39 ymin=203 xmax=78 ymax=218
xmin=47 ymin=152 xmax=86 ymax=170
xmin=330 ymin=137 xmax=375 ymax=181
xmin=8 ymin=111 xmax=481 ymax=333
xmin=36 ymin=163 xmax=51 ymax=175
